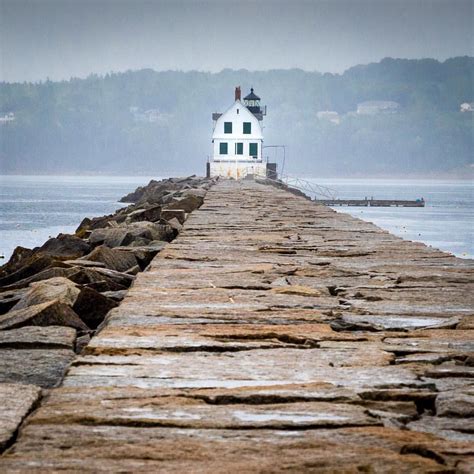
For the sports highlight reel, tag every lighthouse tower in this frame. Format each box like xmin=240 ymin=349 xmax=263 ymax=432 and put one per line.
xmin=208 ymin=87 xmax=268 ymax=179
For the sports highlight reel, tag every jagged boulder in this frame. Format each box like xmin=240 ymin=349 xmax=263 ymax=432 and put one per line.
xmin=113 ymin=241 xmax=166 ymax=269
xmin=75 ymin=213 xmax=124 ymax=238
xmin=70 ymin=267 xmax=134 ymax=290
xmin=1 ymin=267 xmax=96 ymax=292
xmin=164 ymin=194 xmax=204 ymax=213
xmin=88 ymin=228 xmax=135 ymax=248
xmin=124 ymin=221 xmax=174 ymax=242
xmin=0 ymin=289 xmax=27 ymax=315
xmin=126 ymin=204 xmax=162 ymax=223
xmin=0 ymin=255 xmax=69 ymax=287
xmin=0 ymin=300 xmax=88 ymax=331
xmin=166 ymin=217 xmax=183 ymax=233
xmin=0 ymin=246 xmax=35 ymax=278
xmin=80 ymin=245 xmax=138 ymax=273
xmin=37 ymin=234 xmax=91 ymax=259
xmin=72 ymin=287 xmax=118 ymax=329
xmin=12 ymin=277 xmax=80 ymax=311
xmin=161 ymin=209 xmax=186 ymax=224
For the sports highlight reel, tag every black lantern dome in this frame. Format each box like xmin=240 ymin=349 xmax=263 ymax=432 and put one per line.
xmin=244 ymin=88 xmax=266 ymax=119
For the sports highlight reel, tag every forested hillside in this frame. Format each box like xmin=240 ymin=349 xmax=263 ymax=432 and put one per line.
xmin=1 ymin=57 xmax=472 ymax=176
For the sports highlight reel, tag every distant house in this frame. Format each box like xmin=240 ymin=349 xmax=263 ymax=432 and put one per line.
xmin=0 ymin=112 xmax=15 ymax=124
xmin=129 ymin=107 xmax=169 ymax=124
xmin=357 ymin=101 xmax=400 ymax=115
xmin=460 ymin=102 xmax=474 ymax=112
xmin=317 ymin=111 xmax=340 ymax=124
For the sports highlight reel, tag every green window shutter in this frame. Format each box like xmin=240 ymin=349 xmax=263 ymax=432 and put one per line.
xmin=243 ymin=122 xmax=251 ymax=134
xmin=224 ymin=122 xmax=232 ymax=133
xmin=220 ymin=142 xmax=228 ymax=155
xmin=236 ymin=143 xmax=243 ymax=155
xmin=249 ymin=143 xmax=258 ymax=157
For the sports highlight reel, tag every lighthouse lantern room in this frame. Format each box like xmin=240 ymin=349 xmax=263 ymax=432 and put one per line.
xmin=208 ymin=87 xmax=269 ymax=179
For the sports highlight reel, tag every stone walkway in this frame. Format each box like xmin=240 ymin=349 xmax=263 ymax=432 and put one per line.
xmin=2 ymin=180 xmax=473 ymax=472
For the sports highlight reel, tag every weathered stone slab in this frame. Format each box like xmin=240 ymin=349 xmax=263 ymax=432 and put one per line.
xmin=1 ymin=179 xmax=473 ymax=470
xmin=0 ymin=383 xmax=41 ymax=452
xmin=0 ymin=326 xmax=76 ymax=350
xmin=0 ymin=425 xmax=463 ymax=472
xmin=0 ymin=349 xmax=76 ymax=388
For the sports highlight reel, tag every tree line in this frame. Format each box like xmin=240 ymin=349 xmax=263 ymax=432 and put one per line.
xmin=0 ymin=56 xmax=472 ymax=176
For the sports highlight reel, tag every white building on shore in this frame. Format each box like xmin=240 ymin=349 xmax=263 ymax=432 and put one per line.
xmin=357 ymin=100 xmax=400 ymax=115
xmin=208 ymin=87 xmax=269 ymax=179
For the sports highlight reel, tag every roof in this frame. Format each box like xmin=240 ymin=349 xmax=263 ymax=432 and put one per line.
xmin=244 ymin=88 xmax=260 ymax=101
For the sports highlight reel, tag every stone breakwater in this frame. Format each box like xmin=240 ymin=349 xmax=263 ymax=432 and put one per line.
xmin=0 ymin=175 xmax=216 ymax=451
xmin=1 ymin=179 xmax=474 ymax=471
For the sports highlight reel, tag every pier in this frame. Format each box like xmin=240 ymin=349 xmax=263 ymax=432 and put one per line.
xmin=315 ymin=198 xmax=425 ymax=207
xmin=1 ymin=180 xmax=472 ymax=471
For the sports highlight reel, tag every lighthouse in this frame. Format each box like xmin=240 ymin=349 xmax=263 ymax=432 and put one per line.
xmin=208 ymin=87 xmax=269 ymax=179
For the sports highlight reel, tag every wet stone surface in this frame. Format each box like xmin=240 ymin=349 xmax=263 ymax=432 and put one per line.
xmin=1 ymin=180 xmax=473 ymax=471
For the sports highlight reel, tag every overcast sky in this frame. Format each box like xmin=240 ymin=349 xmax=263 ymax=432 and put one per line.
xmin=1 ymin=0 xmax=472 ymax=82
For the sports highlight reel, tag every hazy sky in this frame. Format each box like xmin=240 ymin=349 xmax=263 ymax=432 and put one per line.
xmin=1 ymin=0 xmax=472 ymax=82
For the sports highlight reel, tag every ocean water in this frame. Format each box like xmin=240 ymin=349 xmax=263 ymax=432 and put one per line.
xmin=0 ymin=175 xmax=472 ymax=262
xmin=0 ymin=175 xmax=156 ymax=261
xmin=306 ymin=178 xmax=473 ymax=259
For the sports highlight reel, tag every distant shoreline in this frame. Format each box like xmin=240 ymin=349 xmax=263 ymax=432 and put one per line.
xmin=1 ymin=173 xmax=473 ymax=181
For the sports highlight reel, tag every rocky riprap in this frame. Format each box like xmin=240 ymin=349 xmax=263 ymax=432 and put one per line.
xmin=0 ymin=175 xmax=216 ymax=452
xmin=1 ymin=178 xmax=473 ymax=472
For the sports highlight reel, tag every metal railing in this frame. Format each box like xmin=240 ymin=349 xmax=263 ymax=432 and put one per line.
xmin=276 ymin=175 xmax=337 ymax=200
xmin=237 ymin=167 xmax=337 ymax=200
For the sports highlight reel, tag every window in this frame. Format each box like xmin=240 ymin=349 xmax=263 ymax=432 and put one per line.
xmin=249 ymin=143 xmax=258 ymax=157
xmin=243 ymin=122 xmax=251 ymax=134
xmin=235 ymin=142 xmax=243 ymax=155
xmin=224 ymin=122 xmax=232 ymax=133
xmin=219 ymin=142 xmax=228 ymax=155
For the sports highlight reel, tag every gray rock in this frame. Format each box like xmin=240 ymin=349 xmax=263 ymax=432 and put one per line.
xmin=88 ymin=228 xmax=134 ymax=248
xmin=114 ymin=242 xmax=166 ymax=268
xmin=0 ymin=289 xmax=27 ymax=315
xmin=12 ymin=277 xmax=81 ymax=311
xmin=166 ymin=217 xmax=183 ymax=233
xmin=72 ymin=287 xmax=117 ymax=329
xmin=436 ymin=389 xmax=474 ymax=417
xmin=0 ymin=255 xmax=69 ymax=287
xmin=101 ymin=290 xmax=128 ymax=302
xmin=127 ymin=204 xmax=162 ymax=223
xmin=165 ymin=194 xmax=203 ymax=213
xmin=80 ymin=246 xmax=138 ymax=273
xmin=75 ymin=334 xmax=91 ymax=353
xmin=0 ymin=267 xmax=79 ymax=291
xmin=161 ymin=209 xmax=186 ymax=224
xmin=0 ymin=326 xmax=76 ymax=350
xmin=64 ymin=259 xmax=107 ymax=268
xmin=37 ymin=233 xmax=91 ymax=260
xmin=0 ymin=300 xmax=88 ymax=331
xmin=125 ymin=265 xmax=141 ymax=275
xmin=0 ymin=383 xmax=41 ymax=452
xmin=0 ymin=348 xmax=75 ymax=388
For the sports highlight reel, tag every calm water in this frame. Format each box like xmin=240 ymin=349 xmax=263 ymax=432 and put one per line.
xmin=0 ymin=176 xmax=472 ymax=261
xmin=0 ymin=175 xmax=156 ymax=261
xmin=307 ymin=178 xmax=473 ymax=259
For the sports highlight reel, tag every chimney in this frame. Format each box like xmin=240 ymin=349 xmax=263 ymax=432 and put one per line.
xmin=235 ymin=86 xmax=241 ymax=101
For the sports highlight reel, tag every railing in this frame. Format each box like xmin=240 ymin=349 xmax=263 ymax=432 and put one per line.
xmin=266 ymin=174 xmax=337 ymax=200
xmin=238 ymin=167 xmax=337 ymax=200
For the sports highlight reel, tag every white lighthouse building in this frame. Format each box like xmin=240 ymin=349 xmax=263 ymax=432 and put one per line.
xmin=208 ymin=87 xmax=270 ymax=179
